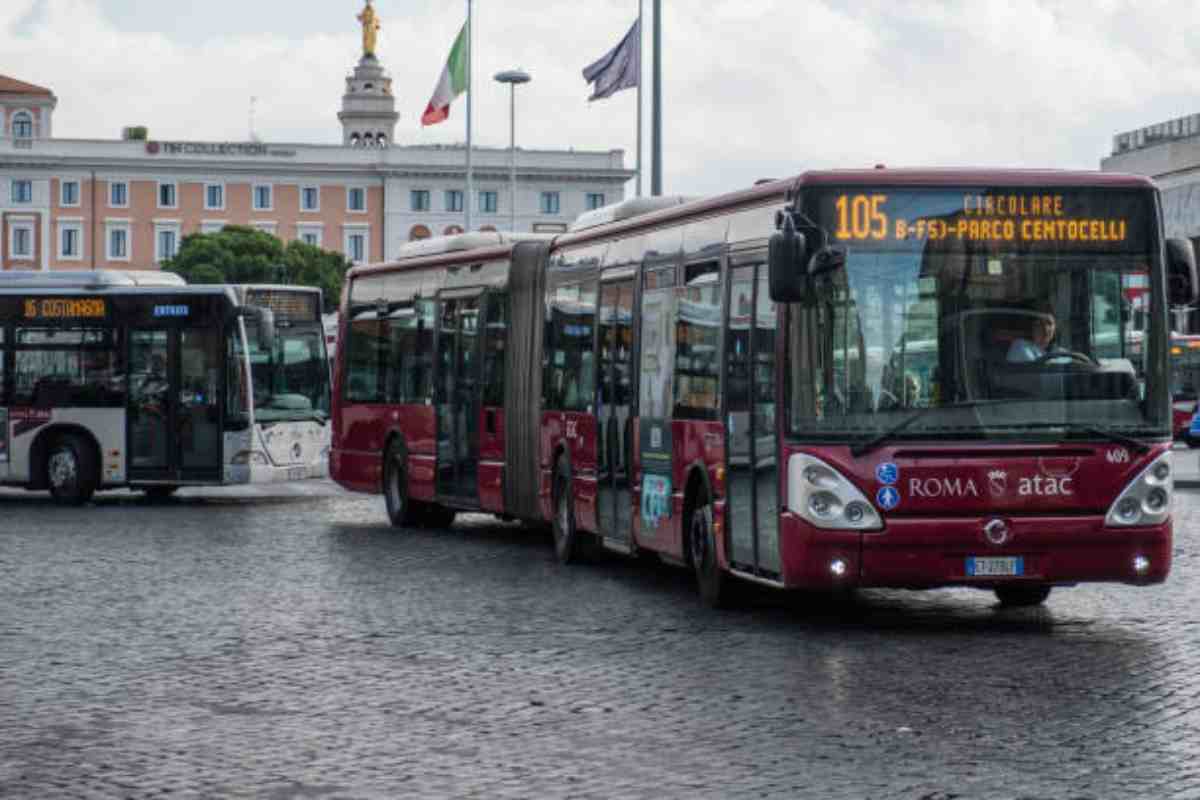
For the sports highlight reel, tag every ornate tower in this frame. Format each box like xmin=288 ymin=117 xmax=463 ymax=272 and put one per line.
xmin=339 ymin=1 xmax=398 ymax=148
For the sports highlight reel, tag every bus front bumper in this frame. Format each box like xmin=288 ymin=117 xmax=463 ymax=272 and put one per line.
xmin=225 ymin=458 xmax=329 ymax=485
xmin=777 ymin=512 xmax=1172 ymax=590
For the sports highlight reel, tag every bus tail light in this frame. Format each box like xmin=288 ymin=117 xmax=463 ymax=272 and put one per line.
xmin=787 ymin=453 xmax=883 ymax=531
xmin=1105 ymin=452 xmax=1172 ymax=528
xmin=231 ymin=450 xmax=269 ymax=466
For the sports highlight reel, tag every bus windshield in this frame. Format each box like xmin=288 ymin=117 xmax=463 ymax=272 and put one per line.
xmin=243 ymin=324 xmax=330 ymax=423
xmin=787 ymin=187 xmax=1167 ymax=444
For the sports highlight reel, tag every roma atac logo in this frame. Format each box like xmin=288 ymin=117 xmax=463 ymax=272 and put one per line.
xmin=988 ymin=469 xmax=1008 ymax=497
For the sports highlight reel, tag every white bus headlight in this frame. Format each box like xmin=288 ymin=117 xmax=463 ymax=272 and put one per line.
xmin=788 ymin=454 xmax=883 ymax=531
xmin=1105 ymin=452 xmax=1172 ymax=527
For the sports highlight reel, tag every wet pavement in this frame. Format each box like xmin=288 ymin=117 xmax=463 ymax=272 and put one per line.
xmin=1 ymin=476 xmax=1199 ymax=799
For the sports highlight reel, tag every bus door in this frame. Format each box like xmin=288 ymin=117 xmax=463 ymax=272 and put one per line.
xmin=595 ymin=276 xmax=636 ymax=544
xmin=435 ymin=293 xmax=481 ymax=502
xmin=128 ymin=327 xmax=223 ymax=483
xmin=724 ymin=260 xmax=781 ymax=576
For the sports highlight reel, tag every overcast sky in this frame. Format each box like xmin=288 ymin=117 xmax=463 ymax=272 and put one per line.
xmin=5 ymin=0 xmax=1200 ymax=196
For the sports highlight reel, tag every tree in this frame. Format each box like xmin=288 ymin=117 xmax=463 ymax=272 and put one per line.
xmin=163 ymin=225 xmax=352 ymax=312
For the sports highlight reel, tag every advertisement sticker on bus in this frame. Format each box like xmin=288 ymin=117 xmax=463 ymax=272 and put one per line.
xmin=641 ymin=474 xmax=672 ymax=529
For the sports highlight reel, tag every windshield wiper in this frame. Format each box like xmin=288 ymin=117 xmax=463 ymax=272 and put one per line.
xmin=850 ymin=400 xmax=1002 ymax=457
xmin=1017 ymin=422 xmax=1150 ymax=454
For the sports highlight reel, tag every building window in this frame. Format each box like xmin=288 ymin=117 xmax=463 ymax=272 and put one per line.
xmin=109 ymin=181 xmax=128 ymax=208
xmin=60 ymin=180 xmax=80 ymax=207
xmin=348 ymin=187 xmax=367 ymax=212
xmin=253 ymin=184 xmax=273 ymax=211
xmin=59 ymin=224 xmax=82 ymax=260
xmin=107 ymin=226 xmax=130 ymax=261
xmin=301 ymin=186 xmax=320 ymax=212
xmin=540 ymin=192 xmax=561 ymax=215
xmin=479 ymin=191 xmax=498 ymax=214
xmin=297 ymin=225 xmax=322 ymax=247
xmin=443 ymin=225 xmax=464 ymax=235
xmin=156 ymin=228 xmax=179 ymax=262
xmin=10 ymin=224 xmax=33 ymax=259
xmin=411 ymin=190 xmax=431 ymax=212
xmin=252 ymin=221 xmax=277 ymax=236
xmin=445 ymin=190 xmax=464 ymax=213
xmin=158 ymin=182 xmax=177 ymax=209
xmin=409 ymin=225 xmax=431 ymax=241
xmin=586 ymin=192 xmax=606 ymax=210
xmin=11 ymin=179 xmax=32 ymax=204
xmin=205 ymin=183 xmax=224 ymax=210
xmin=200 ymin=221 xmax=225 ymax=235
xmin=346 ymin=231 xmax=367 ymax=263
xmin=11 ymin=112 xmax=32 ymax=139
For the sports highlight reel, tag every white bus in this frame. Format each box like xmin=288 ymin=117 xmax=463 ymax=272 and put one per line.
xmin=0 ymin=271 xmax=330 ymax=504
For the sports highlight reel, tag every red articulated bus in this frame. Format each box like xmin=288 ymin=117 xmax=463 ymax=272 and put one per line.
xmin=331 ymin=169 xmax=1197 ymax=608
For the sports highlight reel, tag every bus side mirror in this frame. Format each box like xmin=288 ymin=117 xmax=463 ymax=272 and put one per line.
xmin=768 ymin=222 xmax=807 ymax=302
xmin=1167 ymin=238 xmax=1198 ymax=306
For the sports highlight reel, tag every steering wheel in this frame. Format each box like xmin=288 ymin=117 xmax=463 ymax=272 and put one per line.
xmin=1035 ymin=349 xmax=1098 ymax=367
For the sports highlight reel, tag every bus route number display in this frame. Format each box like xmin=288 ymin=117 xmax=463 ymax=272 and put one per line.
xmin=823 ymin=190 xmax=1140 ymax=249
xmin=23 ymin=298 xmax=107 ymax=320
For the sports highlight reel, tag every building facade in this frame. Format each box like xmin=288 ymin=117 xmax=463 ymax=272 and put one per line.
xmin=0 ymin=38 xmax=632 ymax=272
xmin=1102 ymin=113 xmax=1200 ymax=329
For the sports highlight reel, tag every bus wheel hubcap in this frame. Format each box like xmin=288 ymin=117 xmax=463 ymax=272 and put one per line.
xmin=49 ymin=450 xmax=77 ymax=488
xmin=557 ymin=486 xmax=569 ymax=539
xmin=691 ymin=512 xmax=708 ymax=567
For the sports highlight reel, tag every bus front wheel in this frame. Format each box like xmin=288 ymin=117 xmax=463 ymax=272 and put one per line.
xmin=994 ymin=584 xmax=1052 ymax=607
xmin=383 ymin=443 xmax=416 ymax=527
xmin=46 ymin=433 xmax=98 ymax=506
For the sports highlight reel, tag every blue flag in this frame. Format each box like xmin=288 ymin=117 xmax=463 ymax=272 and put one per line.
xmin=582 ymin=18 xmax=641 ymax=101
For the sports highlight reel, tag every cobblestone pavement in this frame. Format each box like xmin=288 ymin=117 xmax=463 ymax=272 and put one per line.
xmin=2 ymin=478 xmax=1199 ymax=800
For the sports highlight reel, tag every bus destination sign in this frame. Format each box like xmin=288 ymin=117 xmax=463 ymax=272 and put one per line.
xmin=23 ymin=298 xmax=107 ymax=320
xmin=813 ymin=189 xmax=1148 ymax=252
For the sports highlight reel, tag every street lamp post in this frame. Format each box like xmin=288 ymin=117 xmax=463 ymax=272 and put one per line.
xmin=494 ymin=69 xmax=531 ymax=233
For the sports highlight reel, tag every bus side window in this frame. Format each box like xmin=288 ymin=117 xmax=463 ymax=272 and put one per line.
xmin=0 ymin=325 xmax=7 ymax=404
xmin=345 ymin=309 xmax=384 ymax=403
xmin=481 ymin=292 xmax=507 ymax=408
xmin=673 ymin=261 xmax=722 ymax=420
xmin=543 ymin=283 xmax=596 ymax=412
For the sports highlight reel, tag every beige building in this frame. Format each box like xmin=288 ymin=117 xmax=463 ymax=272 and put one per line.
xmin=1 ymin=30 xmax=632 ymax=272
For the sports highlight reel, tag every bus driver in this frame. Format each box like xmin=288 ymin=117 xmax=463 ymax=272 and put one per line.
xmin=1007 ymin=308 xmax=1057 ymax=363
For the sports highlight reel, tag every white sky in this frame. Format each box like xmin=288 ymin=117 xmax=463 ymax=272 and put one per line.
xmin=5 ymin=0 xmax=1200 ymax=196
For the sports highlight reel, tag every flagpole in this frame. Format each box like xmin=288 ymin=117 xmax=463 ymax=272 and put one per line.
xmin=651 ymin=0 xmax=662 ymax=196
xmin=636 ymin=0 xmax=643 ymax=198
xmin=465 ymin=0 xmax=474 ymax=231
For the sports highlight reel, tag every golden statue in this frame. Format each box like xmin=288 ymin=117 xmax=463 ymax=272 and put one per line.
xmin=357 ymin=0 xmax=381 ymax=56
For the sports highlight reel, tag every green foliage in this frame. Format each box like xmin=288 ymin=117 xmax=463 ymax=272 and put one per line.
xmin=163 ymin=225 xmax=352 ymax=312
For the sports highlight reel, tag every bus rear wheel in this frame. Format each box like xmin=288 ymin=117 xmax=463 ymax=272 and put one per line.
xmin=383 ymin=443 xmax=416 ymax=527
xmin=46 ymin=433 xmax=98 ymax=506
xmin=552 ymin=457 xmax=587 ymax=564
xmin=417 ymin=503 xmax=457 ymax=529
xmin=688 ymin=498 xmax=733 ymax=609
xmin=994 ymin=584 xmax=1052 ymax=607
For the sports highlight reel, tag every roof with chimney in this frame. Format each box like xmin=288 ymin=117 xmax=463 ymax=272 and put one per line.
xmin=0 ymin=75 xmax=54 ymax=97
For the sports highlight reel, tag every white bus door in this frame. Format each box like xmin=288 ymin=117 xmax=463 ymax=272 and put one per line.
xmin=128 ymin=328 xmax=223 ymax=484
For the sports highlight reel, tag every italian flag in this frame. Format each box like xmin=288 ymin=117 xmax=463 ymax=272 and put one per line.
xmin=422 ymin=22 xmax=469 ymax=126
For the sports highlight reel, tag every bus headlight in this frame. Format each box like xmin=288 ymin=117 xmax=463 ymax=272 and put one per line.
xmin=1105 ymin=452 xmax=1172 ymax=527
xmin=231 ymin=450 xmax=269 ymax=466
xmin=788 ymin=453 xmax=883 ymax=531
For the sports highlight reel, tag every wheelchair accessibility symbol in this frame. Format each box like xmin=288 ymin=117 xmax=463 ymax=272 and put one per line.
xmin=876 ymin=486 xmax=900 ymax=511
xmin=875 ymin=462 xmax=899 ymax=485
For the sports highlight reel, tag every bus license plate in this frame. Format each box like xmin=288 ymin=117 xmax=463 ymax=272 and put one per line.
xmin=288 ymin=466 xmax=306 ymax=481
xmin=966 ymin=556 xmax=1023 ymax=577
